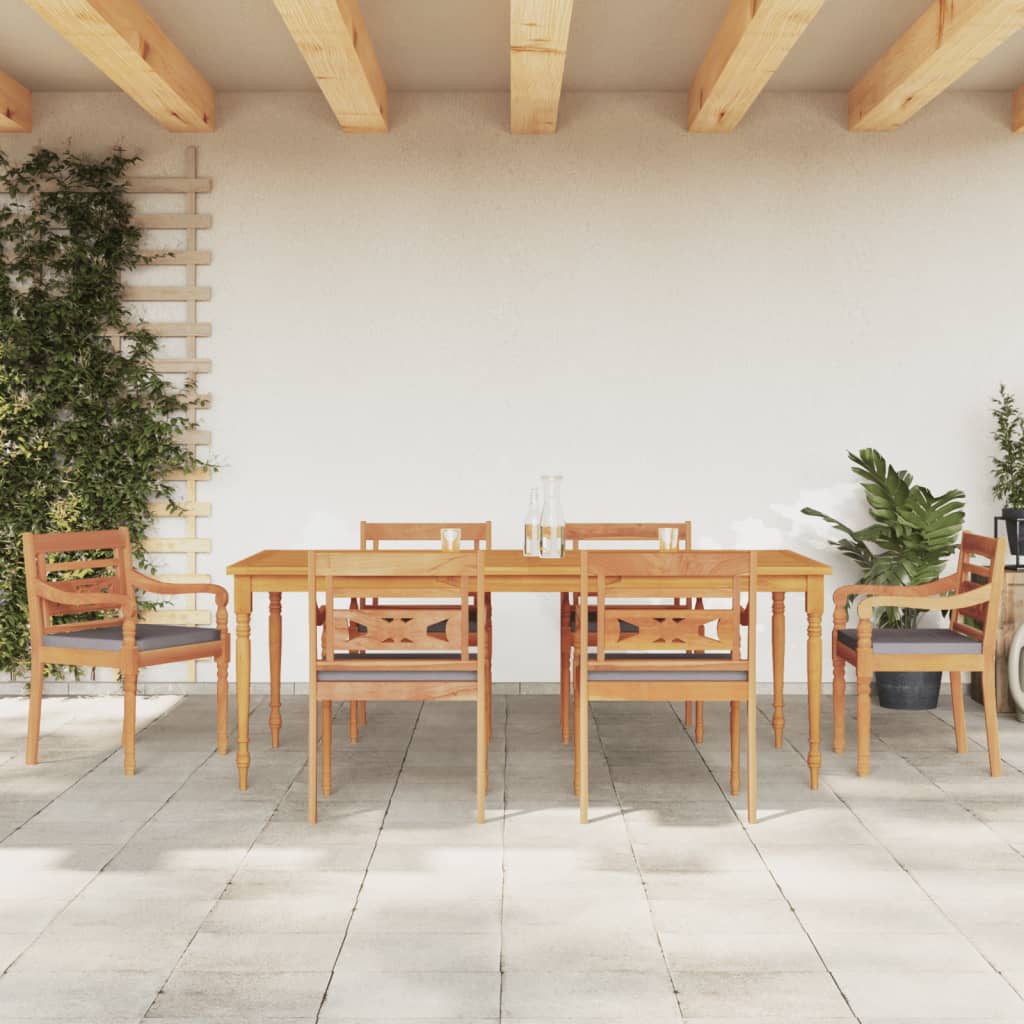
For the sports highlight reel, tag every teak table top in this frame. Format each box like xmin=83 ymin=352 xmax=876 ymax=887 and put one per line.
xmin=227 ymin=548 xmax=831 ymax=593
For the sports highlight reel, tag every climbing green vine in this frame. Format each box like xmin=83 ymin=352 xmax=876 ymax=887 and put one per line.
xmin=0 ymin=148 xmax=208 ymax=674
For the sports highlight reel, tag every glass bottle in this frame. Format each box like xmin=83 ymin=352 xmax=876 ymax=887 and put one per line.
xmin=523 ymin=487 xmax=541 ymax=557
xmin=540 ymin=475 xmax=565 ymax=559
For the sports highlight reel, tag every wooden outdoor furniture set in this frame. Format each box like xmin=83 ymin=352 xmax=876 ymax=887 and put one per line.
xmin=19 ymin=525 xmax=1010 ymax=826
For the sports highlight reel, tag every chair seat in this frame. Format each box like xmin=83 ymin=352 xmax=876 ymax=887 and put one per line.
xmin=319 ymin=652 xmax=478 ymax=682
xmin=42 ymin=624 xmax=222 ymax=653
xmin=588 ymin=653 xmax=747 ymax=682
xmin=837 ymin=628 xmax=982 ymax=656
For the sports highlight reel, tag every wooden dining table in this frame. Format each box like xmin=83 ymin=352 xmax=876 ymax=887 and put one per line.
xmin=226 ymin=548 xmax=831 ymax=791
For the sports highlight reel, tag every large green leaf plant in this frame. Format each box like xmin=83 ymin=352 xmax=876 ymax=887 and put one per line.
xmin=802 ymin=449 xmax=965 ymax=629
xmin=0 ymin=148 xmax=209 ymax=675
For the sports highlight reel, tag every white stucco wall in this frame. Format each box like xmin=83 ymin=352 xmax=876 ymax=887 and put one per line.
xmin=4 ymin=90 xmax=1018 ymax=686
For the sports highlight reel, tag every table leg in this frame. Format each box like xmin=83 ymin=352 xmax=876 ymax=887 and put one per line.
xmin=269 ymin=592 xmax=283 ymax=748
xmin=771 ymin=593 xmax=785 ymax=749
xmin=235 ymin=579 xmax=252 ymax=790
xmin=806 ymin=579 xmax=824 ymax=790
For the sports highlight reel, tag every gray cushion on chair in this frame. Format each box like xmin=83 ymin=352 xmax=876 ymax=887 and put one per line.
xmin=588 ymin=652 xmax=747 ymax=683
xmin=319 ymin=652 xmax=478 ymax=682
xmin=43 ymin=624 xmax=221 ymax=652
xmin=837 ymin=628 xmax=982 ymax=656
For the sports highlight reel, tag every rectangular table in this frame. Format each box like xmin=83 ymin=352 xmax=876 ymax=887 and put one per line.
xmin=226 ymin=549 xmax=831 ymax=790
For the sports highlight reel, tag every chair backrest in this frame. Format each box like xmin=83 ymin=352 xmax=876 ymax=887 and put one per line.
xmin=360 ymin=522 xmax=492 ymax=550
xmin=952 ymin=532 xmax=1007 ymax=644
xmin=581 ymin=550 xmax=756 ymax=666
xmin=566 ymin=522 xmax=692 ymax=549
xmin=309 ymin=550 xmax=484 ymax=666
xmin=22 ymin=528 xmax=134 ymax=642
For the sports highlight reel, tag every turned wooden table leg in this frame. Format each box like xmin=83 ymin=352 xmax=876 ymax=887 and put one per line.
xmin=268 ymin=592 xmax=283 ymax=748
xmin=806 ymin=581 xmax=824 ymax=790
xmin=235 ymin=580 xmax=252 ymax=790
xmin=772 ymin=592 xmax=786 ymax=749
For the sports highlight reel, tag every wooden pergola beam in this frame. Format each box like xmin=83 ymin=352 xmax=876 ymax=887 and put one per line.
xmin=24 ymin=0 xmax=213 ymax=132
xmin=510 ymin=0 xmax=575 ymax=134
xmin=850 ymin=0 xmax=1024 ymax=131
xmin=0 ymin=69 xmax=32 ymax=132
xmin=688 ymin=0 xmax=825 ymax=133
xmin=272 ymin=0 xmax=388 ymax=133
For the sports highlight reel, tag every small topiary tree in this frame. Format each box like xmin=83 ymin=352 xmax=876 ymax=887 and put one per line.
xmin=0 ymin=148 xmax=208 ymax=675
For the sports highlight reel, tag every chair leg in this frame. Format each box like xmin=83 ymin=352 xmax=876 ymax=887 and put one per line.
xmin=487 ymin=608 xmax=495 ymax=744
xmin=308 ymin=694 xmax=318 ymax=824
xmin=695 ymin=702 xmax=705 ymax=744
xmin=856 ymin=668 xmax=871 ymax=777
xmin=579 ymin=680 xmax=589 ymax=825
xmin=560 ymin=600 xmax=570 ymax=744
xmin=573 ymin=680 xmax=580 ymax=797
xmin=747 ymin=699 xmax=758 ymax=825
xmin=358 ymin=700 xmax=367 ymax=728
xmin=321 ymin=701 xmax=333 ymax=797
xmin=684 ymin=701 xmax=693 ymax=729
xmin=980 ymin=660 xmax=1002 ymax=778
xmin=123 ymin=668 xmax=138 ymax=776
xmin=832 ymin=654 xmax=846 ymax=754
xmin=349 ymin=701 xmax=359 ymax=744
xmin=25 ymin=659 xmax=44 ymax=766
xmin=729 ymin=701 xmax=740 ymax=796
xmin=216 ymin=654 xmax=229 ymax=755
xmin=485 ymin=656 xmax=493 ymax=744
xmin=950 ymin=671 xmax=968 ymax=755
xmin=476 ymin=686 xmax=487 ymax=824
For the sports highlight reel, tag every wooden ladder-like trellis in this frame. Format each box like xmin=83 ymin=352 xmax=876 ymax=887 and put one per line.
xmin=120 ymin=146 xmax=213 ymax=682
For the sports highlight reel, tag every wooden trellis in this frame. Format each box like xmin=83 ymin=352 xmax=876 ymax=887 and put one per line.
xmin=120 ymin=147 xmax=213 ymax=681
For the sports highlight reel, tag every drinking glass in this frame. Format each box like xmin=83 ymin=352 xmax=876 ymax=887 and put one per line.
xmin=440 ymin=528 xmax=462 ymax=551
xmin=658 ymin=527 xmax=679 ymax=551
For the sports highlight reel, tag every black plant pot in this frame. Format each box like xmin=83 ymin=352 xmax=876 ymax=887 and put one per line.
xmin=875 ymin=671 xmax=942 ymax=710
xmin=1004 ymin=508 xmax=1024 ymax=557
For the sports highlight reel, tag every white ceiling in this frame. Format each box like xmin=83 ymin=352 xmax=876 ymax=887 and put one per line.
xmin=4 ymin=0 xmax=1024 ymax=94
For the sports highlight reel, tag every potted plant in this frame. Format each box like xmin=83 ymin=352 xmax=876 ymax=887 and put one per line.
xmin=803 ymin=449 xmax=965 ymax=710
xmin=992 ymin=384 xmax=1024 ymax=556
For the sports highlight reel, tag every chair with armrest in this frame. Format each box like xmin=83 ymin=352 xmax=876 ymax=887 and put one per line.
xmin=23 ymin=527 xmax=230 ymax=775
xmin=832 ymin=532 xmax=1007 ymax=777
xmin=342 ymin=521 xmax=493 ymax=744
xmin=308 ymin=549 xmax=488 ymax=823
xmin=574 ymin=550 xmax=758 ymax=824
xmin=561 ymin=523 xmax=694 ymax=744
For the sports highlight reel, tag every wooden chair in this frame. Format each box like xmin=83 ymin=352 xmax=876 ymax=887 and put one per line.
xmin=23 ymin=528 xmax=230 ymax=775
xmin=308 ymin=550 xmax=488 ymax=823
xmin=832 ymin=532 xmax=1008 ymax=778
xmin=560 ymin=523 xmax=693 ymax=744
xmin=575 ymin=550 xmax=758 ymax=824
xmin=348 ymin=521 xmax=493 ymax=743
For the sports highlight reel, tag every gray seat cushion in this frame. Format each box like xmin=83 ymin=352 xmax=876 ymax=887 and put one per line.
xmin=837 ymin=628 xmax=982 ymax=656
xmin=43 ymin=624 xmax=222 ymax=652
xmin=320 ymin=652 xmax=478 ymax=682
xmin=588 ymin=652 xmax=747 ymax=683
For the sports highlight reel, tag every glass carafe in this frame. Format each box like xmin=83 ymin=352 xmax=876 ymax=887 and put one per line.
xmin=523 ymin=487 xmax=541 ymax=557
xmin=539 ymin=475 xmax=565 ymax=559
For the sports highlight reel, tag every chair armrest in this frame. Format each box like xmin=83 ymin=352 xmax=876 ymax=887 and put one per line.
xmin=34 ymin=581 xmax=137 ymax=618
xmin=129 ymin=569 xmax=228 ymax=608
xmin=858 ymin=584 xmax=993 ymax=621
xmin=832 ymin=575 xmax=959 ymax=630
